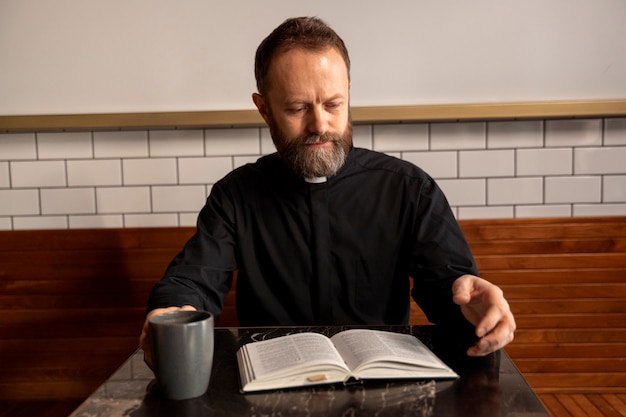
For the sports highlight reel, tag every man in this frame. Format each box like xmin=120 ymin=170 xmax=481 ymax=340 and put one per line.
xmin=140 ymin=16 xmax=515 ymax=363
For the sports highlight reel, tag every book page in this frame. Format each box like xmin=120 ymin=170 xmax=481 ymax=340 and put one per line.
xmin=330 ymin=329 xmax=447 ymax=372
xmin=243 ymin=332 xmax=348 ymax=379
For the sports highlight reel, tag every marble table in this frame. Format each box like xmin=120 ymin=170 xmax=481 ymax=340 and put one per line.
xmin=69 ymin=325 xmax=549 ymax=417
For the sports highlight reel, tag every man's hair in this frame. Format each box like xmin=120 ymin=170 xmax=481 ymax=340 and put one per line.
xmin=254 ymin=16 xmax=351 ymax=96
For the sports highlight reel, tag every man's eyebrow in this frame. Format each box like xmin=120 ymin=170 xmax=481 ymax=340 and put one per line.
xmin=284 ymin=99 xmax=308 ymax=105
xmin=283 ymin=95 xmax=346 ymax=106
xmin=325 ymin=94 xmax=346 ymax=102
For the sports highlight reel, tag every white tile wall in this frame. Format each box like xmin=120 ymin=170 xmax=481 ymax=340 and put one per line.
xmin=487 ymin=121 xmax=543 ymax=149
xmin=545 ymin=119 xmax=602 ymax=147
xmin=122 ymin=158 xmax=177 ymax=185
xmin=0 ymin=216 xmax=12 ymax=230
xmin=515 ymin=204 xmax=572 ymax=218
xmin=437 ymin=179 xmax=486 ymax=206
xmin=403 ymin=151 xmax=457 ymax=179
xmin=0 ymin=133 xmax=37 ymax=159
xmin=41 ymin=188 xmax=95 ymax=214
xmin=1 ymin=117 xmax=625 ymax=229
xmin=604 ymin=118 xmax=626 ymax=145
xmin=352 ymin=125 xmax=373 ymax=149
xmin=488 ymin=177 xmax=543 ymax=205
xmin=67 ymin=159 xmax=122 ymax=186
xmin=575 ymin=147 xmax=626 ymax=174
xmin=149 ymin=130 xmax=204 ymax=157
xmin=260 ymin=128 xmax=276 ymax=155
xmin=37 ymin=132 xmax=92 ymax=159
xmin=458 ymin=206 xmax=514 ymax=219
xmin=124 ymin=213 xmax=179 ymax=228
xmin=459 ymin=150 xmax=514 ymax=178
xmin=516 ymin=148 xmax=572 ymax=176
xmin=205 ymin=128 xmax=260 ymax=156
xmin=69 ymin=214 xmax=124 ymax=229
xmin=604 ymin=175 xmax=626 ymax=202
xmin=545 ymin=176 xmax=602 ymax=203
xmin=0 ymin=189 xmax=39 ymax=215
xmin=13 ymin=216 xmax=67 ymax=230
xmin=178 ymin=157 xmax=232 ymax=184
xmin=152 ymin=185 xmax=206 ymax=212
xmin=372 ymin=124 xmax=428 ymax=152
xmin=574 ymin=204 xmax=626 ymax=217
xmin=96 ymin=187 xmax=151 ymax=213
xmin=0 ymin=162 xmax=9 ymax=187
xmin=94 ymin=131 xmax=149 ymax=158
xmin=180 ymin=212 xmax=199 ymax=227
xmin=11 ymin=160 xmax=66 ymax=188
xmin=431 ymin=122 xmax=486 ymax=150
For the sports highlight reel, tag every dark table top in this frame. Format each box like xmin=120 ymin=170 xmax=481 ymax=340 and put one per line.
xmin=70 ymin=325 xmax=549 ymax=417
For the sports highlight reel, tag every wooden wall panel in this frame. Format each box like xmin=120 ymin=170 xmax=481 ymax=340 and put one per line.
xmin=461 ymin=216 xmax=626 ymax=394
xmin=0 ymin=216 xmax=624 ymax=399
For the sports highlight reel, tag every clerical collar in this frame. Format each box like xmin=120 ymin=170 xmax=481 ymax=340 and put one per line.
xmin=304 ymin=176 xmax=327 ymax=184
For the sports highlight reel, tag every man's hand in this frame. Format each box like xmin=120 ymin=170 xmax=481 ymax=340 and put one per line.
xmin=452 ymin=275 xmax=516 ymax=357
xmin=139 ymin=305 xmax=197 ymax=367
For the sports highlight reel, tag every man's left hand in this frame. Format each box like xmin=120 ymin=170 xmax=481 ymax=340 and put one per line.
xmin=452 ymin=274 xmax=516 ymax=356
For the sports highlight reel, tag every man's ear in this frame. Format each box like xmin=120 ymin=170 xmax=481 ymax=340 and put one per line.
xmin=252 ymin=93 xmax=270 ymax=125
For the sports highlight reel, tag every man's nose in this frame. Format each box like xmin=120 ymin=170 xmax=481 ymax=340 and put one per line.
xmin=307 ymin=106 xmax=328 ymax=136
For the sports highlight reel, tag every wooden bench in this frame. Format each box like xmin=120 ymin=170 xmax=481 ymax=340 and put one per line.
xmin=462 ymin=217 xmax=626 ymax=395
xmin=0 ymin=216 xmax=624 ymax=402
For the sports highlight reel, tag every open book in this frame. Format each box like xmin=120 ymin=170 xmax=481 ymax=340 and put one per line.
xmin=236 ymin=329 xmax=458 ymax=392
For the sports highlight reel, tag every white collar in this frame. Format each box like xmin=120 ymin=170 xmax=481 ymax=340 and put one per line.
xmin=304 ymin=176 xmax=327 ymax=184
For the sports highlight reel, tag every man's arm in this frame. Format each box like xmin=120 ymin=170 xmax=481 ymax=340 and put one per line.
xmin=408 ymin=175 xmax=515 ymax=355
xmin=140 ymin=182 xmax=238 ymax=365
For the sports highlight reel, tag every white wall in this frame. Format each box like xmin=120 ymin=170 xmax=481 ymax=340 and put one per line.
xmin=1 ymin=117 xmax=625 ymax=230
xmin=1 ymin=0 xmax=626 ymax=115
xmin=1 ymin=1 xmax=625 ymax=229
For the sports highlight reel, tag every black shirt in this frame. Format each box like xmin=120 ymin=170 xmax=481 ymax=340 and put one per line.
xmin=148 ymin=148 xmax=478 ymax=329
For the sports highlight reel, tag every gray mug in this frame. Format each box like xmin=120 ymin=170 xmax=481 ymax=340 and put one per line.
xmin=148 ymin=310 xmax=214 ymax=400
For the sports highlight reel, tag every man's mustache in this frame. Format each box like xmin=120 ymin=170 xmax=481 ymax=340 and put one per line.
xmin=301 ymin=134 xmax=340 ymax=145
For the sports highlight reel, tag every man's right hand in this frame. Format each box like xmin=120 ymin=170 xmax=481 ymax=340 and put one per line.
xmin=139 ymin=305 xmax=197 ymax=368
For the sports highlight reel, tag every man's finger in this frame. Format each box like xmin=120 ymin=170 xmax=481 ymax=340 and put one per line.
xmin=452 ymin=275 xmax=474 ymax=305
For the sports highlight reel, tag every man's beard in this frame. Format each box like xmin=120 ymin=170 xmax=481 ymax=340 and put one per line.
xmin=269 ymin=118 xmax=353 ymax=179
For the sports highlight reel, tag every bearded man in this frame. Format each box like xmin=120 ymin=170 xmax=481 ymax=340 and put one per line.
xmin=140 ymin=17 xmax=515 ymax=365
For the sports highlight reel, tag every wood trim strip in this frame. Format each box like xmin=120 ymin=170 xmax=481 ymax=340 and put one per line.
xmin=1 ymin=99 xmax=626 ymax=132
xmin=351 ymin=99 xmax=626 ymax=123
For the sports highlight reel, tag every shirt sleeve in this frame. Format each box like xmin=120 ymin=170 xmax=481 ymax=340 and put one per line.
xmin=408 ymin=175 xmax=478 ymax=336
xmin=146 ymin=181 xmax=238 ymax=316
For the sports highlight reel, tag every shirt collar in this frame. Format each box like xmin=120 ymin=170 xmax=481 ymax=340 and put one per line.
xmin=304 ymin=176 xmax=328 ymax=183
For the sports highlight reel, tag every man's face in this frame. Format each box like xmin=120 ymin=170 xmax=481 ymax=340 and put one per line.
xmin=253 ymin=47 xmax=352 ymax=178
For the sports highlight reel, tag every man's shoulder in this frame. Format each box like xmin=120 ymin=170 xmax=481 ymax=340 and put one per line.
xmin=219 ymin=153 xmax=281 ymax=182
xmin=351 ymin=148 xmax=428 ymax=179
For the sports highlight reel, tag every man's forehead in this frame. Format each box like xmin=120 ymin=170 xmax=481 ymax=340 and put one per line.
xmin=270 ymin=46 xmax=347 ymax=72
